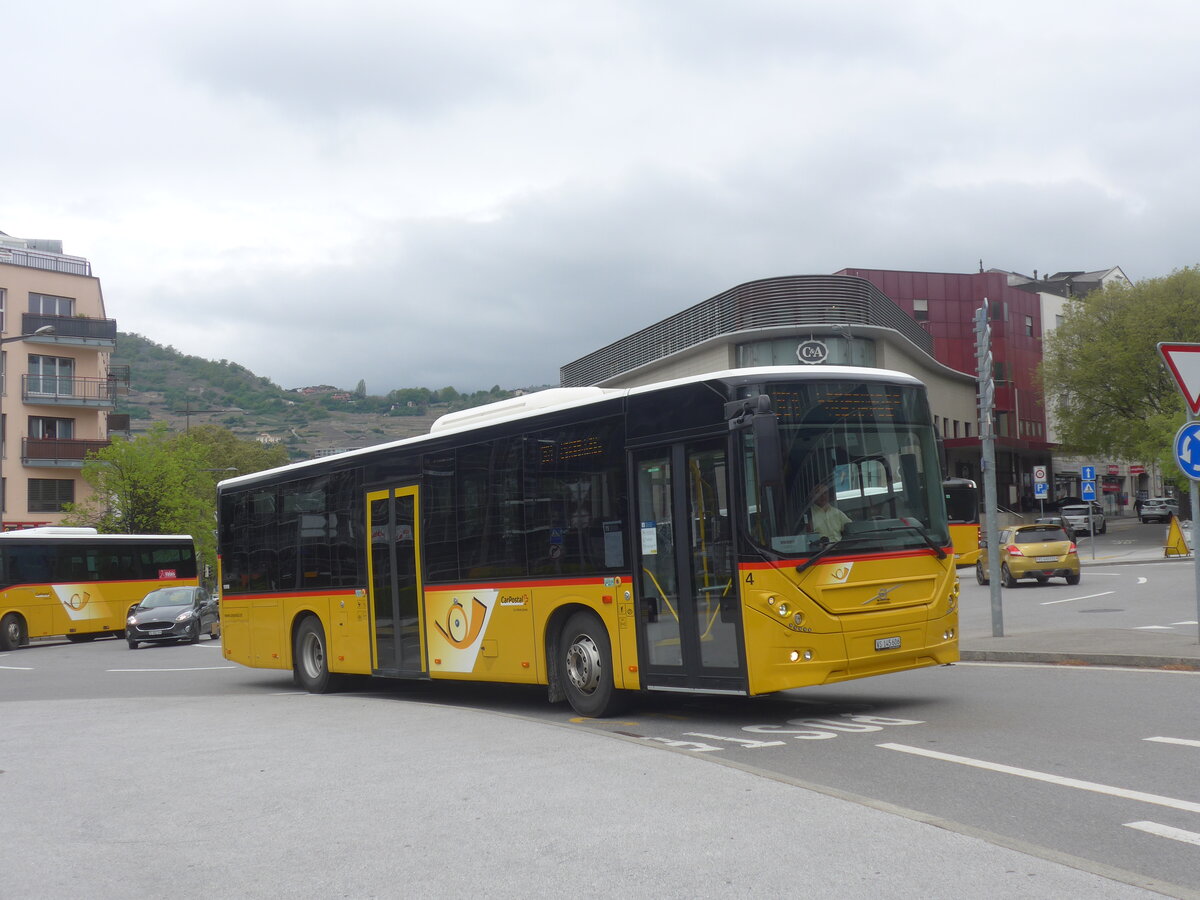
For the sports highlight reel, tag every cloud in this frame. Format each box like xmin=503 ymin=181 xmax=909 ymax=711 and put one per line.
xmin=3 ymin=0 xmax=1200 ymax=396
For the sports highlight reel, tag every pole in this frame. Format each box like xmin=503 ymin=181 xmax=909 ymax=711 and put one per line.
xmin=1191 ymin=411 xmax=1200 ymax=645
xmin=975 ymin=299 xmax=1003 ymax=636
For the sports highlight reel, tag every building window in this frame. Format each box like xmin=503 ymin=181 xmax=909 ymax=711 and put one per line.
xmin=26 ymin=355 xmax=74 ymax=396
xmin=1056 ymin=314 xmax=1064 ymax=329
xmin=0 ymin=287 xmax=6 ymax=332
xmin=953 ymin=420 xmax=960 ymax=438
xmin=28 ymin=293 xmax=75 ymax=317
xmin=29 ymin=416 xmax=74 ymax=439
xmin=913 ymin=299 xmax=929 ymax=322
xmin=28 ymin=478 xmax=75 ymax=512
xmin=964 ymin=422 xmax=971 ymax=438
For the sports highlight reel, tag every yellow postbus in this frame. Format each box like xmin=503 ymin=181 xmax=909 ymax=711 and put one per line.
xmin=0 ymin=528 xmax=199 ymax=650
xmin=216 ymin=367 xmax=958 ymax=716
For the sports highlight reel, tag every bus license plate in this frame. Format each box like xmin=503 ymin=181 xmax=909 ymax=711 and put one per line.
xmin=875 ymin=636 xmax=901 ymax=651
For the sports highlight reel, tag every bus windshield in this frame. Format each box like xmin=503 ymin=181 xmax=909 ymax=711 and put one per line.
xmin=740 ymin=379 xmax=949 ymax=559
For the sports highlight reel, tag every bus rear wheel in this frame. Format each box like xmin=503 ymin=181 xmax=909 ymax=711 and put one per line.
xmin=559 ymin=611 xmax=624 ymax=718
xmin=1 ymin=612 xmax=25 ymax=651
xmin=294 ymin=617 xmax=336 ymax=693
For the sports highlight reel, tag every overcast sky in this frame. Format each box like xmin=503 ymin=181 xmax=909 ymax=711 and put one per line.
xmin=5 ymin=1 xmax=1198 ymax=393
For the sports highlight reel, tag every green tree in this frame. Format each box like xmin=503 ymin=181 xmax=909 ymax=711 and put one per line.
xmin=63 ymin=424 xmax=290 ymax=584
xmin=1041 ymin=266 xmax=1200 ymax=488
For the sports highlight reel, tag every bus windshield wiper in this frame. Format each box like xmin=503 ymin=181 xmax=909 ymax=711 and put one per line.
xmin=877 ymin=523 xmax=947 ymax=559
xmin=795 ymin=539 xmax=842 ymax=575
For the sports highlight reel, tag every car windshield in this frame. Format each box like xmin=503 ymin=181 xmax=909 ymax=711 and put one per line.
xmin=1015 ymin=527 xmax=1068 ymax=543
xmin=139 ymin=588 xmax=194 ymax=608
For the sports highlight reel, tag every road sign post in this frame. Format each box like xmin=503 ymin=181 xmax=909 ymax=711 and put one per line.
xmin=1158 ymin=343 xmax=1200 ymax=645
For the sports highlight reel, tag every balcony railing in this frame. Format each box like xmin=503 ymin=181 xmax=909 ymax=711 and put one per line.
xmin=21 ymin=375 xmax=117 ymax=407
xmin=22 ymin=437 xmax=111 ymax=467
xmin=22 ymin=313 xmax=117 ymax=345
xmin=0 ymin=247 xmax=91 ymax=277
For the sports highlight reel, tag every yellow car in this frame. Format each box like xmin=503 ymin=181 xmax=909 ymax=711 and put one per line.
xmin=976 ymin=523 xmax=1080 ymax=587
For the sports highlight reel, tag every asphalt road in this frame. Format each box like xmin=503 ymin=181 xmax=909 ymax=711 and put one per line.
xmin=3 ymin=631 xmax=1198 ymax=898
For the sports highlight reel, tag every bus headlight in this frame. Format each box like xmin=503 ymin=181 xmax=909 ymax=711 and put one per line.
xmin=777 ymin=603 xmax=789 ymax=617
xmin=789 ymin=650 xmax=814 ymax=662
xmin=943 ymin=628 xmax=955 ymax=640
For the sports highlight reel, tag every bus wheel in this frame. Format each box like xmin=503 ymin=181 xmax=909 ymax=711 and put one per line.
xmin=975 ymin=562 xmax=986 ymax=585
xmin=294 ymin=617 xmax=336 ymax=693
xmin=1 ymin=613 xmax=25 ymax=651
xmin=559 ymin=611 xmax=623 ymax=718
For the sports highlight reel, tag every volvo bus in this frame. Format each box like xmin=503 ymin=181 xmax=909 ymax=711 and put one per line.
xmin=0 ymin=528 xmax=199 ymax=650
xmin=216 ymin=367 xmax=958 ymax=716
xmin=942 ymin=477 xmax=981 ymax=567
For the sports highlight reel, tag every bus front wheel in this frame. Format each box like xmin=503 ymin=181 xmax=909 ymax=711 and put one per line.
xmin=294 ymin=617 xmax=336 ymax=693
xmin=559 ymin=611 xmax=624 ymax=718
xmin=1 ymin=613 xmax=25 ymax=651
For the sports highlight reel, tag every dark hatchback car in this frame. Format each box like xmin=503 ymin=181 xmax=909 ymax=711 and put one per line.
xmin=127 ymin=586 xmax=219 ymax=649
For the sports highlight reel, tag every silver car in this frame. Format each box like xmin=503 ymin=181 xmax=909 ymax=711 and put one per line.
xmin=1139 ymin=497 xmax=1177 ymax=524
xmin=127 ymin=586 xmax=220 ymax=648
xmin=1060 ymin=502 xmax=1106 ymax=535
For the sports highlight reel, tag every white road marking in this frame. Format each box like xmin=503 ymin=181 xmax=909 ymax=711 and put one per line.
xmin=1145 ymin=736 xmax=1200 ymax=748
xmin=107 ymin=666 xmax=238 ymax=672
xmin=0 ymin=664 xmax=34 ymax=670
xmin=1174 ymin=620 xmax=1199 ymax=626
xmin=1135 ymin=625 xmax=1175 ymax=630
xmin=1124 ymin=821 xmax=1200 ymax=846
xmin=1136 ymin=577 xmax=1148 ymax=585
xmin=878 ymin=743 xmax=1200 ymax=814
xmin=1041 ymin=591 xmax=1114 ymax=606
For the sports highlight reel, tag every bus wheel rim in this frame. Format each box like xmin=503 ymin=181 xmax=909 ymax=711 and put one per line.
xmin=565 ymin=634 xmax=601 ymax=694
xmin=301 ymin=632 xmax=324 ymax=677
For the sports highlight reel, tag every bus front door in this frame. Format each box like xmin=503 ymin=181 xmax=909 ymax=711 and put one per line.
xmin=366 ymin=486 xmax=427 ymax=676
xmin=633 ymin=439 xmax=746 ymax=695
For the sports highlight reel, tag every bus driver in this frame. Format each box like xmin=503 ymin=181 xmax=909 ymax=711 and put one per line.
xmin=809 ymin=484 xmax=851 ymax=542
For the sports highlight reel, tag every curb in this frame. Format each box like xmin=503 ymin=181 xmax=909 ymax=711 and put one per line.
xmin=959 ymin=649 xmax=1200 ymax=670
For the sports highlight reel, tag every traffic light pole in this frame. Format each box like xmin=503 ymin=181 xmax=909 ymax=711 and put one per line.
xmin=976 ymin=300 xmax=1003 ymax=637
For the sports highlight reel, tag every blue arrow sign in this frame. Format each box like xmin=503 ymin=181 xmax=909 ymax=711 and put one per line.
xmin=1174 ymin=421 xmax=1200 ymax=481
xmin=1081 ymin=465 xmax=1095 ymax=481
xmin=1081 ymin=481 xmax=1097 ymax=501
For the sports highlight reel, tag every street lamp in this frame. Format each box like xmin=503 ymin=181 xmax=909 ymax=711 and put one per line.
xmin=0 ymin=325 xmax=56 ymax=530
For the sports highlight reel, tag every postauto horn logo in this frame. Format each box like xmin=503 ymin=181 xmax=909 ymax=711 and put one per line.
xmin=434 ymin=597 xmax=488 ymax=649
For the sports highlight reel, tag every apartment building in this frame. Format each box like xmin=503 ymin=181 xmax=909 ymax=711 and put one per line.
xmin=0 ymin=231 xmax=124 ymax=529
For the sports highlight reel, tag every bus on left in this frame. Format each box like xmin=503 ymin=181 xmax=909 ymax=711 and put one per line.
xmin=0 ymin=527 xmax=199 ymax=651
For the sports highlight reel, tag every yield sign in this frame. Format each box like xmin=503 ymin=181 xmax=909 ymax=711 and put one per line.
xmin=1158 ymin=343 xmax=1200 ymax=414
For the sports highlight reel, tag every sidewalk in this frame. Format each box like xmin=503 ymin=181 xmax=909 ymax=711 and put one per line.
xmin=959 ymin=540 xmax=1200 ymax=670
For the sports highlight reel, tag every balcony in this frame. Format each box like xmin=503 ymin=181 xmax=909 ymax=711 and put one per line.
xmin=21 ymin=313 xmax=117 ymax=349
xmin=0 ymin=247 xmax=91 ymax=277
xmin=22 ymin=437 xmax=111 ymax=468
xmin=22 ymin=375 xmax=117 ymax=409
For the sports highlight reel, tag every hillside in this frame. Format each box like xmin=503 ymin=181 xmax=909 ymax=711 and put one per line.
xmin=111 ymin=332 xmax=546 ymax=460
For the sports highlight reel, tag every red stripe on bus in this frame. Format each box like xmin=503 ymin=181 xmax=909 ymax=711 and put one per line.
xmin=740 ymin=547 xmax=952 ymax=570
